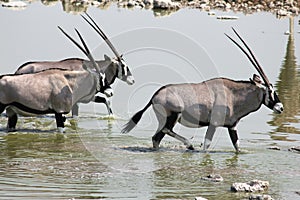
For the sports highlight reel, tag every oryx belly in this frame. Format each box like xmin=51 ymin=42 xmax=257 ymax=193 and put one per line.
xmin=177 ymin=105 xmax=211 ymax=128
xmin=6 ymin=106 xmax=51 ymax=117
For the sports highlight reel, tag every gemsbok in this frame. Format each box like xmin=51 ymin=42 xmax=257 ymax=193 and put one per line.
xmin=1 ymin=27 xmax=112 ymax=133
xmin=122 ymin=28 xmax=283 ymax=152
xmin=15 ymin=12 xmax=135 ymax=116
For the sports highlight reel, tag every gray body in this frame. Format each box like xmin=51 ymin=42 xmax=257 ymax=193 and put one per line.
xmin=152 ymin=78 xmax=263 ymax=129
xmin=122 ymin=76 xmax=283 ymax=152
xmin=15 ymin=55 xmax=134 ymax=116
xmin=1 ymin=68 xmax=108 ymax=132
xmin=122 ymin=28 xmax=284 ymax=152
xmin=2 ymin=23 xmax=114 ymax=132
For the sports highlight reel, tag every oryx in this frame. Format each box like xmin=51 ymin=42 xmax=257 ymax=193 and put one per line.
xmin=15 ymin=12 xmax=135 ymax=116
xmin=122 ymin=28 xmax=283 ymax=152
xmin=1 ymin=27 xmax=112 ymax=133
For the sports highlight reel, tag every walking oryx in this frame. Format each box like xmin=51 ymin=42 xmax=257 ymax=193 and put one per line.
xmin=15 ymin=12 xmax=135 ymax=116
xmin=1 ymin=27 xmax=113 ymax=133
xmin=122 ymin=28 xmax=283 ymax=152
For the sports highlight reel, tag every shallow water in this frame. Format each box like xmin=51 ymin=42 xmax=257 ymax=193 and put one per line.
xmin=0 ymin=2 xmax=300 ymax=200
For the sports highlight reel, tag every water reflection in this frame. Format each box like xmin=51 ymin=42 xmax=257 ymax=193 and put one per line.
xmin=269 ymin=17 xmax=300 ymax=140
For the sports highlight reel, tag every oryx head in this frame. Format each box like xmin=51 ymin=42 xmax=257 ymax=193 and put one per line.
xmin=250 ymin=74 xmax=283 ymax=113
xmin=81 ymin=12 xmax=135 ymax=85
xmin=225 ymin=27 xmax=283 ymax=114
xmin=58 ymin=26 xmax=113 ymax=97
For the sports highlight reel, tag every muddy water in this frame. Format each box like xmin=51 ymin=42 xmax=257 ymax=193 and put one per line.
xmin=1 ymin=2 xmax=300 ymax=200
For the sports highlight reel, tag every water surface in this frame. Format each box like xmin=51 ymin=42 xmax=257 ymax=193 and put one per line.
xmin=0 ymin=2 xmax=300 ymax=200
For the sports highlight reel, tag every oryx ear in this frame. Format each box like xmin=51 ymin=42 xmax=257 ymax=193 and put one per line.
xmin=250 ymin=74 xmax=264 ymax=87
xmin=104 ymin=54 xmax=111 ymax=61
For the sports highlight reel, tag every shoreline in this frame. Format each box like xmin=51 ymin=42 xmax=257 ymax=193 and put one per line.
xmin=118 ymin=0 xmax=299 ymax=17
xmin=1 ymin=0 xmax=300 ymax=17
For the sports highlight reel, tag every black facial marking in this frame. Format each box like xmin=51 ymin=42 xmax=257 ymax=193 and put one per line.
xmin=99 ymin=77 xmax=111 ymax=93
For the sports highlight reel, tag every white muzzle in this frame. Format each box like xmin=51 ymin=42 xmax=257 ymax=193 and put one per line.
xmin=273 ymin=102 xmax=283 ymax=114
xmin=126 ymin=75 xmax=135 ymax=85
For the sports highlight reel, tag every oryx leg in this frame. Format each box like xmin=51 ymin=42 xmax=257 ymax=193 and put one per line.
xmin=203 ymin=125 xmax=216 ymax=150
xmin=72 ymin=103 xmax=79 ymax=118
xmin=55 ymin=113 xmax=66 ymax=133
xmin=94 ymin=96 xmax=113 ymax=115
xmin=152 ymin=105 xmax=167 ymax=149
xmin=6 ymin=107 xmax=17 ymax=132
xmin=165 ymin=129 xmax=194 ymax=150
xmin=228 ymin=126 xmax=240 ymax=152
xmin=162 ymin=112 xmax=194 ymax=150
xmin=0 ymin=103 xmax=5 ymax=114
xmin=152 ymin=130 xmax=165 ymax=150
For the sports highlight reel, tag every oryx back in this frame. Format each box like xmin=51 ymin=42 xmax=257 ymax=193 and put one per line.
xmin=151 ymin=78 xmax=264 ymax=129
xmin=15 ymin=58 xmax=84 ymax=74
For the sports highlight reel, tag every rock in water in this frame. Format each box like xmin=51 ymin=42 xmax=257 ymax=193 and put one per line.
xmin=289 ymin=146 xmax=300 ymax=153
xmin=231 ymin=180 xmax=269 ymax=192
xmin=195 ymin=197 xmax=208 ymax=200
xmin=249 ymin=194 xmax=274 ymax=200
xmin=267 ymin=146 xmax=281 ymax=151
xmin=201 ymin=174 xmax=224 ymax=182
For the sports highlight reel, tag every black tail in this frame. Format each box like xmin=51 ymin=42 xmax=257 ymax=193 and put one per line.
xmin=121 ymin=101 xmax=152 ymax=133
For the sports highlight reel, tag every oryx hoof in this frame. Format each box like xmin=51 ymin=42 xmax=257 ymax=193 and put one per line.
xmin=153 ymin=142 xmax=159 ymax=151
xmin=203 ymin=139 xmax=211 ymax=151
xmin=187 ymin=145 xmax=195 ymax=150
xmin=71 ymin=115 xmax=79 ymax=119
xmin=57 ymin=127 xmax=65 ymax=133
xmin=235 ymin=148 xmax=241 ymax=153
xmin=7 ymin=127 xmax=17 ymax=132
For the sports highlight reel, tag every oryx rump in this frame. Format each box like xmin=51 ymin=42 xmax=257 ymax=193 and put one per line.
xmin=122 ymin=28 xmax=283 ymax=152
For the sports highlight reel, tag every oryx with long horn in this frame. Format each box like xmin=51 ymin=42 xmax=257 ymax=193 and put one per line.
xmin=1 ymin=27 xmax=113 ymax=132
xmin=15 ymin=12 xmax=134 ymax=116
xmin=122 ymin=28 xmax=283 ymax=152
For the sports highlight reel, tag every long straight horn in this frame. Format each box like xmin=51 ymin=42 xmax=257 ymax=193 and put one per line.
xmin=74 ymin=28 xmax=102 ymax=74
xmin=58 ymin=26 xmax=102 ymax=75
xmin=225 ymin=29 xmax=271 ymax=88
xmin=80 ymin=12 xmax=121 ymax=60
xmin=225 ymin=33 xmax=259 ymax=73
xmin=58 ymin=26 xmax=88 ymax=58
xmin=231 ymin=27 xmax=270 ymax=87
